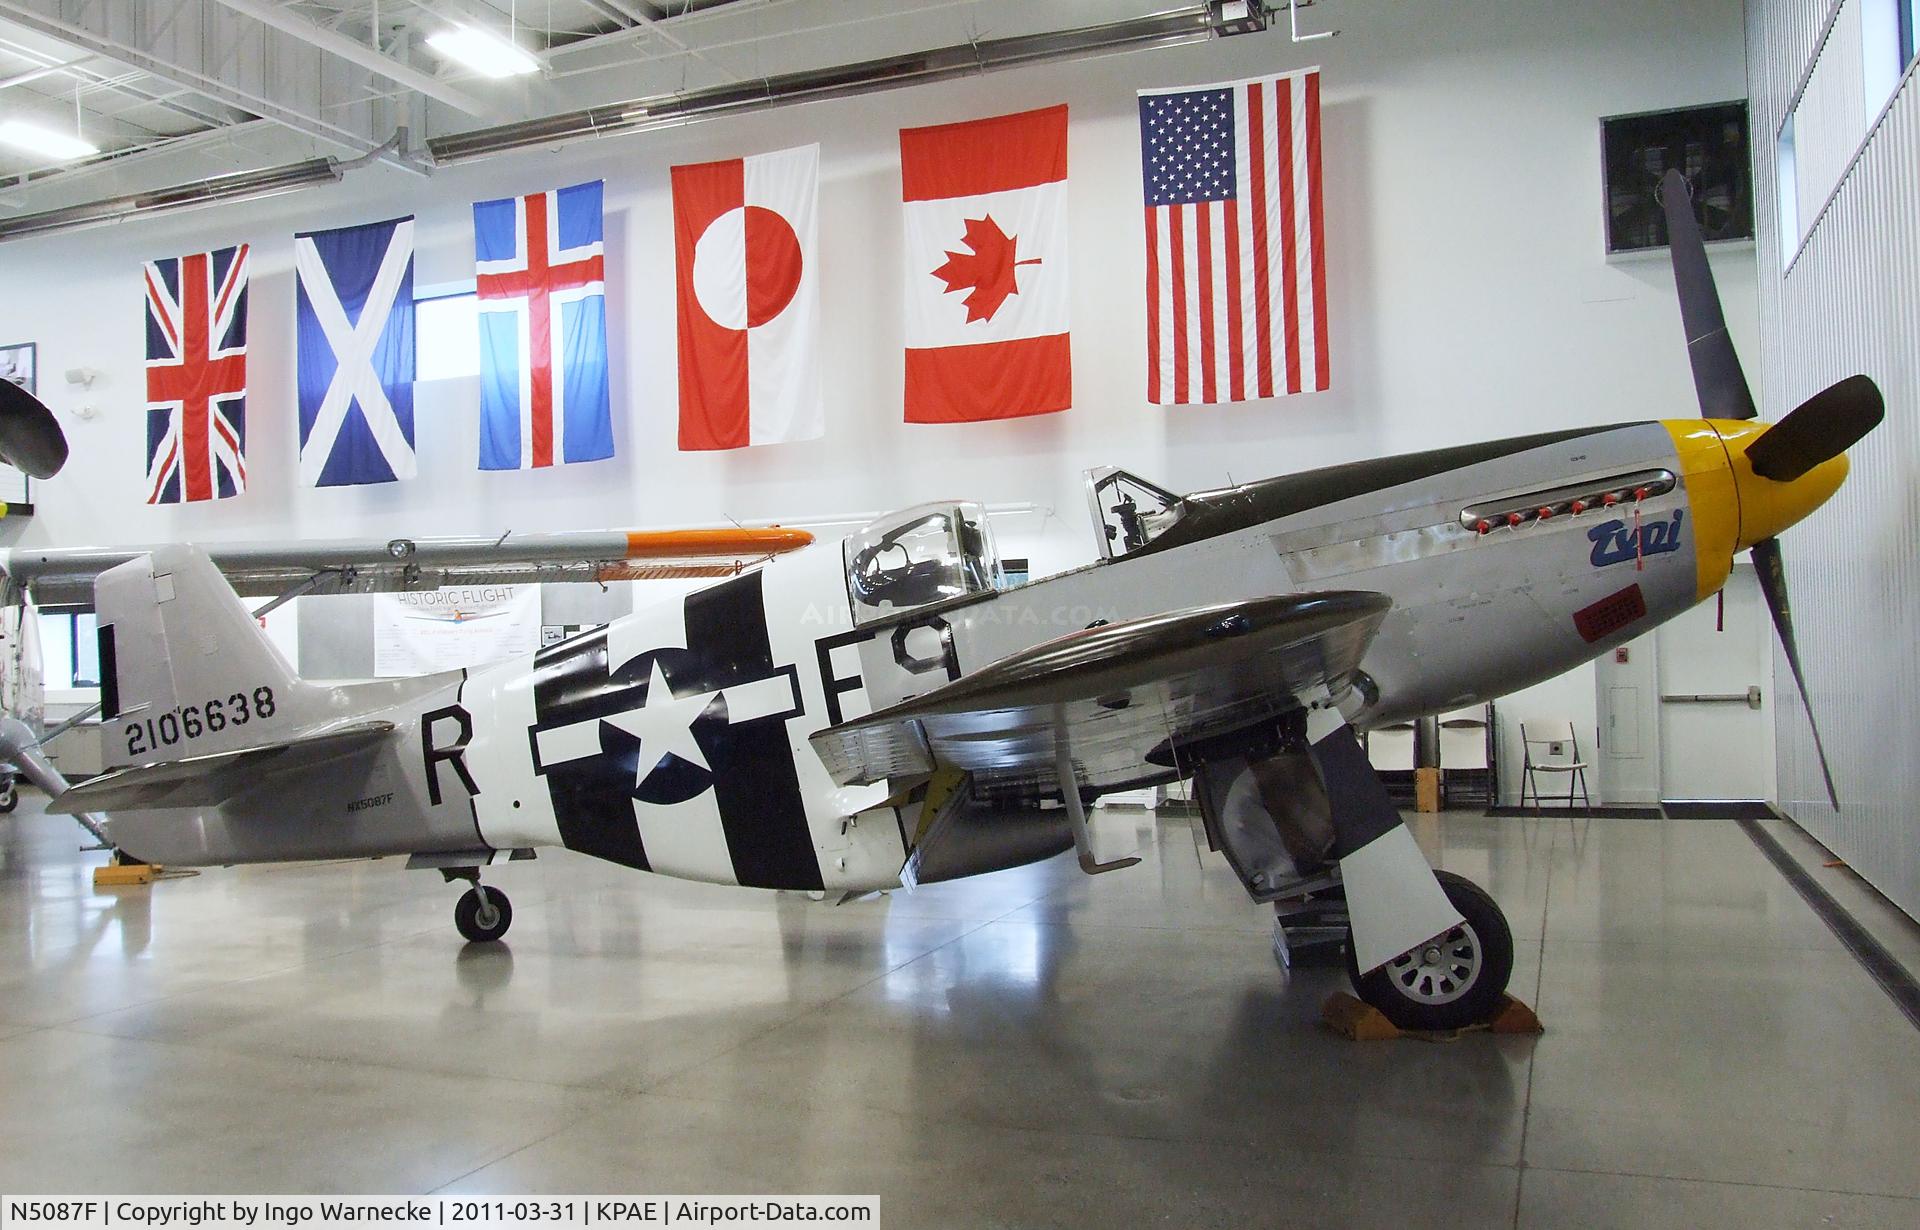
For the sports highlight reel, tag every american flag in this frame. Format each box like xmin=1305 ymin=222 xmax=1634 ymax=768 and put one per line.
xmin=144 ymin=244 xmax=249 ymax=503
xmin=473 ymin=180 xmax=614 ymax=470
xmin=1139 ymin=68 xmax=1328 ymax=405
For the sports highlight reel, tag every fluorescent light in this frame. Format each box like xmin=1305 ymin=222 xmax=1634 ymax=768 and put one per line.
xmin=427 ymin=26 xmax=538 ymax=78
xmin=0 ymin=120 xmax=98 ymax=162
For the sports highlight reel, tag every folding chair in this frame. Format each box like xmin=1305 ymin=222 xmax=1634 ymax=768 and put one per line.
xmin=1519 ymin=721 xmax=1592 ymax=813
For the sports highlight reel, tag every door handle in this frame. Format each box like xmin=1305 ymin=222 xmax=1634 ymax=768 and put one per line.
xmin=1659 ymin=687 xmax=1762 ymax=709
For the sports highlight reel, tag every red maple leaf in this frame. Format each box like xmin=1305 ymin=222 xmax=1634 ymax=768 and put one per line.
xmin=931 ymin=215 xmax=1043 ymax=323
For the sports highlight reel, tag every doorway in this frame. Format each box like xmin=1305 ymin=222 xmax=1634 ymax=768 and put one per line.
xmin=1655 ymin=563 xmax=1776 ymax=804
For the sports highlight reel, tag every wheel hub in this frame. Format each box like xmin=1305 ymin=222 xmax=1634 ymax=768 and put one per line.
xmin=1386 ymin=921 xmax=1483 ymax=1005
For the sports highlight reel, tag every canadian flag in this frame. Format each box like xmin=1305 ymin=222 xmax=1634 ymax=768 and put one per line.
xmin=901 ymin=105 xmax=1070 ymax=423
xmin=674 ymin=144 xmax=823 ymax=450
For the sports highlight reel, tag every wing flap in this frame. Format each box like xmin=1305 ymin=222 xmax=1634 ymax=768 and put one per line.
xmin=48 ymin=721 xmax=397 ymax=813
xmin=811 ymin=592 xmax=1391 ymax=790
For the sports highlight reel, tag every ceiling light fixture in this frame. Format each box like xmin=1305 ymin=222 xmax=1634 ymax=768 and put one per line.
xmin=426 ymin=26 xmax=539 ymax=79
xmin=0 ymin=119 xmax=99 ymax=162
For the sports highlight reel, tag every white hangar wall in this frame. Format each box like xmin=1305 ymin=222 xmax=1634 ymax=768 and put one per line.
xmin=0 ymin=0 xmax=1757 ymax=805
xmin=1748 ymin=0 xmax=1920 ymax=918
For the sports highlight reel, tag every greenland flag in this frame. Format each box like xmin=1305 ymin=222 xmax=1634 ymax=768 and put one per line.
xmin=901 ymin=105 xmax=1070 ymax=423
xmin=674 ymin=144 xmax=823 ymax=450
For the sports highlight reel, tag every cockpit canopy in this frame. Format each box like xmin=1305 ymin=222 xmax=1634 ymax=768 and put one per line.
xmin=1085 ymin=467 xmax=1184 ymax=559
xmin=845 ymin=501 xmax=1004 ymax=627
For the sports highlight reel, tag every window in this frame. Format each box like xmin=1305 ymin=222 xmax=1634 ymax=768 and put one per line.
xmin=1903 ymin=0 xmax=1918 ymax=69
xmin=1775 ymin=115 xmax=1799 ymax=263
xmin=416 ymin=291 xmax=479 ymax=381
xmin=1085 ymin=467 xmax=1183 ymax=559
xmin=844 ymin=502 xmax=1003 ymax=627
xmin=38 ymin=610 xmax=98 ymax=690
xmin=1863 ymin=0 xmax=1907 ymax=111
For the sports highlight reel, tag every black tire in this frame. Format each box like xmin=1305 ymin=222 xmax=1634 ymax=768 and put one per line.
xmin=0 ymin=782 xmax=16 ymax=814
xmin=1346 ymin=870 xmax=1513 ymax=1031
xmin=454 ymin=886 xmax=512 ymax=943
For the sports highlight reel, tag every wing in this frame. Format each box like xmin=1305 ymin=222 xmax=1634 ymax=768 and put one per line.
xmin=1 ymin=527 xmax=813 ymax=606
xmin=810 ymin=591 xmax=1392 ymax=793
xmin=46 ymin=721 xmax=395 ymax=812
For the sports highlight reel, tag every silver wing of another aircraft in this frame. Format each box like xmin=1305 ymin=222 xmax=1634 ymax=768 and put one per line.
xmin=0 ymin=526 xmax=815 ymax=607
xmin=810 ymin=590 xmax=1392 ymax=794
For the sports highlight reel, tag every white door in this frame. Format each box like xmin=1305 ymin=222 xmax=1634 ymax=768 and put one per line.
xmin=1656 ymin=565 xmax=1775 ymax=802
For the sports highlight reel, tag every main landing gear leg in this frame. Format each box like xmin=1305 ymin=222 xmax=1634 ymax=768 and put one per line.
xmin=442 ymin=867 xmax=513 ymax=943
xmin=1303 ymin=706 xmax=1514 ymax=1031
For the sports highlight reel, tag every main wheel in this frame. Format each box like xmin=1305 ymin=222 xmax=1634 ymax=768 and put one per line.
xmin=0 ymin=780 xmax=16 ymax=814
xmin=454 ymin=886 xmax=512 ymax=943
xmin=1346 ymin=870 xmax=1513 ymax=1031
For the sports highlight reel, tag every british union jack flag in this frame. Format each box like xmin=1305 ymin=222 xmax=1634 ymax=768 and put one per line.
xmin=144 ymin=244 xmax=250 ymax=503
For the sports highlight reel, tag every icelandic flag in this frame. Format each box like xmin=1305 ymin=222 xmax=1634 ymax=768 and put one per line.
xmin=295 ymin=216 xmax=417 ymax=486
xmin=473 ymin=180 xmax=614 ymax=469
xmin=144 ymin=243 xmax=250 ymax=504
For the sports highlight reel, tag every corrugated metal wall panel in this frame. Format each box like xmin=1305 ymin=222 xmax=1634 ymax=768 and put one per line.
xmin=1749 ymin=0 xmax=1920 ymax=920
xmin=1789 ymin=0 xmax=1866 ymax=233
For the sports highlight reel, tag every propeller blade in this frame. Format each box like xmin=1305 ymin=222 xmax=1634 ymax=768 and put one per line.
xmin=1751 ymin=537 xmax=1839 ymax=808
xmin=1745 ymin=374 xmax=1884 ymax=482
xmin=1661 ymin=168 xmax=1758 ymax=421
xmin=0 ymin=377 xmax=68 ymax=480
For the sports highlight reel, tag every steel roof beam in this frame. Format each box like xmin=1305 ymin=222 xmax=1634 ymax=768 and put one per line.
xmin=207 ymin=0 xmax=498 ymax=119
xmin=0 ymin=1 xmax=416 ymax=167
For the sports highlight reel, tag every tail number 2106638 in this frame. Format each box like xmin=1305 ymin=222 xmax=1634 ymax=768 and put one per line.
xmin=125 ymin=686 xmax=277 ymax=757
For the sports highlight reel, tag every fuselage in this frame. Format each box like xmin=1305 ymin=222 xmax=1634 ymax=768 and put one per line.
xmin=101 ymin=414 xmax=1847 ymax=889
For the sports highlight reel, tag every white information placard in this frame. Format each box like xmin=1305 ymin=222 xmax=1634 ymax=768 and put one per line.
xmin=372 ymin=585 xmax=540 ymax=677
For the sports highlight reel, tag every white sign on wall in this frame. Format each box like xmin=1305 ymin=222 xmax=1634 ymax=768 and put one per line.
xmin=372 ymin=585 xmax=540 ymax=677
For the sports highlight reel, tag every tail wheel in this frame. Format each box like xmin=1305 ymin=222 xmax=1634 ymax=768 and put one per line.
xmin=454 ymin=886 xmax=512 ymax=943
xmin=1346 ymin=870 xmax=1513 ymax=1031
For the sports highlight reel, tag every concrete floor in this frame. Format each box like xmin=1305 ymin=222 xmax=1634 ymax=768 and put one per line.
xmin=3 ymin=797 xmax=1920 ymax=1227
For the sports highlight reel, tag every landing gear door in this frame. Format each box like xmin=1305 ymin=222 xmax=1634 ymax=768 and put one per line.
xmin=1085 ymin=467 xmax=1183 ymax=560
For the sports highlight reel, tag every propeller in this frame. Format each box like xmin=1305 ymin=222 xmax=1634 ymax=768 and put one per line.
xmin=1744 ymin=373 xmax=1883 ymax=481
xmin=1662 ymin=169 xmax=1882 ymax=809
xmin=1660 ymin=168 xmax=1758 ymax=421
xmin=1750 ymin=538 xmax=1838 ymax=808
xmin=0 ymin=377 xmax=69 ymax=480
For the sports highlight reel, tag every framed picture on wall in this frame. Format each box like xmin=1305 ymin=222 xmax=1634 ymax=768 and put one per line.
xmin=1601 ymin=101 xmax=1753 ymax=255
xmin=0 ymin=341 xmax=33 ymax=396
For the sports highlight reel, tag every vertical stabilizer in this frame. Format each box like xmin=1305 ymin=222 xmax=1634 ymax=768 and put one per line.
xmin=96 ymin=545 xmax=324 ymax=767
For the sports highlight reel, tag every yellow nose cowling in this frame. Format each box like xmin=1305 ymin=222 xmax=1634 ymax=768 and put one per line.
xmin=1713 ymin=419 xmax=1851 ymax=550
xmin=1661 ymin=418 xmax=1851 ymax=603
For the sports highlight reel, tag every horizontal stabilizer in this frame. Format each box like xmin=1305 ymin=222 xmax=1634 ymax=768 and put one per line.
xmin=48 ymin=721 xmax=395 ymax=813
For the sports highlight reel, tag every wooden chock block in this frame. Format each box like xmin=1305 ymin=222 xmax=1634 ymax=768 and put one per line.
xmin=1489 ymin=994 xmax=1545 ymax=1034
xmin=1322 ymin=991 xmax=1544 ymax=1041
xmin=1321 ymin=992 xmax=1403 ymax=1041
xmin=93 ymin=858 xmax=160 ymax=889
xmin=1414 ymin=767 xmax=1442 ymax=813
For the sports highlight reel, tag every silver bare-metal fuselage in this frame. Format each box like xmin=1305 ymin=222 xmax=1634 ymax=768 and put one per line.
xmin=105 ymin=421 xmax=1708 ymax=892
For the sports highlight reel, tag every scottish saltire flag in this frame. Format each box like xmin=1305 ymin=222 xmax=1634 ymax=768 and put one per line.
xmin=295 ymin=217 xmax=416 ymax=486
xmin=473 ymin=180 xmax=614 ymax=469
xmin=145 ymin=244 xmax=250 ymax=504
xmin=1138 ymin=67 xmax=1329 ymax=405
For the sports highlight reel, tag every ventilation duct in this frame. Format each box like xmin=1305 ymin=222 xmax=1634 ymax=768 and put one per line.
xmin=0 ymin=157 xmax=343 ymax=243
xmin=428 ymin=5 xmax=1222 ymax=166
